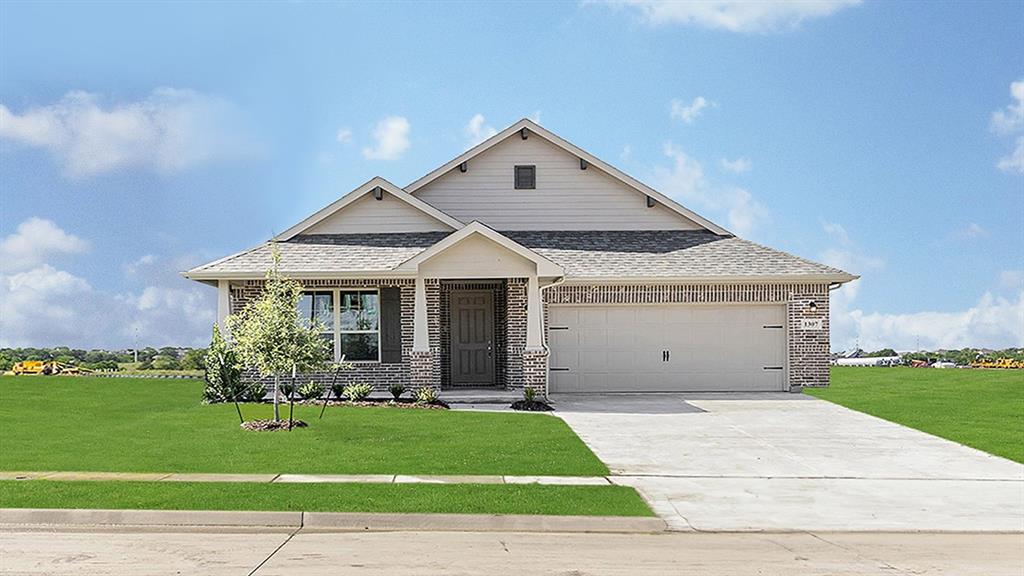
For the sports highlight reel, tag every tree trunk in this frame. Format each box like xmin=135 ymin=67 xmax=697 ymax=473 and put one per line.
xmin=273 ymin=374 xmax=280 ymax=421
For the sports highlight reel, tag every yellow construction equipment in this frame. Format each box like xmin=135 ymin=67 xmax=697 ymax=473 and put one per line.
xmin=10 ymin=361 xmax=93 ymax=375
xmin=970 ymin=358 xmax=1024 ymax=369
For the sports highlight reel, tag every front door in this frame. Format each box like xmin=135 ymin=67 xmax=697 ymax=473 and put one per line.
xmin=450 ymin=290 xmax=495 ymax=387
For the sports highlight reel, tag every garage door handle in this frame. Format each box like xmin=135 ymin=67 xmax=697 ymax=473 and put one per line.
xmin=763 ymin=366 xmax=784 ymax=370
xmin=662 ymin=350 xmax=670 ymax=362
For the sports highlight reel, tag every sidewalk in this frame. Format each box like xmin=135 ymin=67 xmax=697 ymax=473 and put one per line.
xmin=0 ymin=471 xmax=611 ymax=485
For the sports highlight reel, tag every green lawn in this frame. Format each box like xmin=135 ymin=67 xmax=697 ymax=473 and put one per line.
xmin=0 ymin=480 xmax=652 ymax=516
xmin=0 ymin=376 xmax=607 ymax=476
xmin=806 ymin=367 xmax=1024 ymax=463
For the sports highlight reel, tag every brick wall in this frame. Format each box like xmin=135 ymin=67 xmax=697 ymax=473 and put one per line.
xmin=231 ymin=278 xmax=422 ymax=391
xmin=231 ymin=279 xmax=832 ymax=395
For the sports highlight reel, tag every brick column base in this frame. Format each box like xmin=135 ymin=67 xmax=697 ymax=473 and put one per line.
xmin=522 ymin=349 xmax=549 ymax=397
xmin=409 ymin=350 xmax=436 ymax=391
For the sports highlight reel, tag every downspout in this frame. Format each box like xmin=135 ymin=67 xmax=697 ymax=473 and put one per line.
xmin=537 ymin=276 xmax=566 ymax=399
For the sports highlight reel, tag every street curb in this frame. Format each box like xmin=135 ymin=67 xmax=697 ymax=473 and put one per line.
xmin=0 ymin=508 xmax=667 ymax=534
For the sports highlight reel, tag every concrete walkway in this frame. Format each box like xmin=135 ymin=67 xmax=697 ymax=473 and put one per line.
xmin=2 ymin=527 xmax=1021 ymax=575
xmin=0 ymin=471 xmax=610 ymax=486
xmin=552 ymin=393 xmax=1024 ymax=532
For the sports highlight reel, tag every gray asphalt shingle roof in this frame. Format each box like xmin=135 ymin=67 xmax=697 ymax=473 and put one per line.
xmin=188 ymin=231 xmax=849 ymax=280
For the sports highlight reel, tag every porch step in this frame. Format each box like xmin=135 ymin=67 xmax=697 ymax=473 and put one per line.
xmin=439 ymin=389 xmax=521 ymax=404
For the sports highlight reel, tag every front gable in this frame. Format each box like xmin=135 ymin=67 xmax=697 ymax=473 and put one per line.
xmin=407 ymin=119 xmax=729 ymax=234
xmin=275 ymin=177 xmax=462 ymax=240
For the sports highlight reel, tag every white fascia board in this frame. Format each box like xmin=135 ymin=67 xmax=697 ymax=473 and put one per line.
xmin=404 ymin=118 xmax=732 ymax=236
xmin=182 ymin=269 xmax=418 ymax=281
xmin=559 ymin=273 xmax=860 ymax=285
xmin=396 ymin=221 xmax=564 ymax=277
xmin=273 ymin=177 xmax=464 ymax=241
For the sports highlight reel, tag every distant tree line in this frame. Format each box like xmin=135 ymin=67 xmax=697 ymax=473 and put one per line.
xmin=866 ymin=347 xmax=1024 ymax=365
xmin=0 ymin=346 xmax=207 ymax=372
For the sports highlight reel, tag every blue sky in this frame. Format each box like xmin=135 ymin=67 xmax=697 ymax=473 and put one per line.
xmin=1 ymin=1 xmax=1022 ymax=351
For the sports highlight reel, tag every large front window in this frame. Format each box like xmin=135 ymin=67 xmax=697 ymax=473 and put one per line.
xmin=340 ymin=290 xmax=380 ymax=361
xmin=297 ymin=289 xmax=381 ymax=362
xmin=297 ymin=291 xmax=334 ymax=351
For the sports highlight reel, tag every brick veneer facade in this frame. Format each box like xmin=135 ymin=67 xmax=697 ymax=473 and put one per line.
xmin=231 ymin=279 xmax=831 ymax=395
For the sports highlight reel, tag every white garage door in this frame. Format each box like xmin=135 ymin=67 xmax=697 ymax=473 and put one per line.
xmin=548 ymin=305 xmax=786 ymax=393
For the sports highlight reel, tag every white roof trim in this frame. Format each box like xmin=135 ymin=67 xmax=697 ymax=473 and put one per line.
xmin=396 ymin=221 xmax=564 ymax=277
xmin=404 ymin=119 xmax=732 ymax=236
xmin=559 ymin=273 xmax=860 ymax=285
xmin=274 ymin=177 xmax=464 ymax=241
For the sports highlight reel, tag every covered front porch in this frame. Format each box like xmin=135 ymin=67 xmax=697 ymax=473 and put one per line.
xmin=404 ymin=222 xmax=563 ymax=393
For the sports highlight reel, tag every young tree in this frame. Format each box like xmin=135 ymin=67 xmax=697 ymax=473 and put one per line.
xmin=228 ymin=246 xmax=331 ymax=422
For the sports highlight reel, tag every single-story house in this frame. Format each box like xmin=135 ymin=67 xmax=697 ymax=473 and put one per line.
xmin=185 ymin=119 xmax=857 ymax=395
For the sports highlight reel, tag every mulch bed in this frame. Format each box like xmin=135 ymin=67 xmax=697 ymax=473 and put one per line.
xmin=292 ymin=398 xmax=450 ymax=410
xmin=241 ymin=419 xmax=309 ymax=432
xmin=510 ymin=400 xmax=554 ymax=412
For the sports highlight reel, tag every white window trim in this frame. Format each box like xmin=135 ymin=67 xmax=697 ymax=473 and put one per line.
xmin=335 ymin=288 xmax=382 ymax=363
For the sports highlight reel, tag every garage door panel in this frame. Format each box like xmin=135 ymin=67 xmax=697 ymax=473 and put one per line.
xmin=549 ymin=304 xmax=786 ymax=393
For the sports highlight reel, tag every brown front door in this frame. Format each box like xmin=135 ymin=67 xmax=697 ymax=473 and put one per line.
xmin=450 ymin=290 xmax=495 ymax=387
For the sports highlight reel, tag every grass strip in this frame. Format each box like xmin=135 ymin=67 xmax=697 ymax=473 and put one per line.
xmin=0 ymin=480 xmax=653 ymax=517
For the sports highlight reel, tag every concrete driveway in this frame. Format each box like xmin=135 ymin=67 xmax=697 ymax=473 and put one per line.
xmin=552 ymin=393 xmax=1024 ymax=532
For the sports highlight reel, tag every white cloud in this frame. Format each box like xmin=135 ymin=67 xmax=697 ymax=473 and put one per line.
xmin=0 ymin=218 xmax=215 ymax=348
xmin=621 ymin=144 xmax=634 ymax=161
xmin=991 ymin=80 xmax=1024 ymax=175
xmin=361 ymin=115 xmax=410 ymax=160
xmin=670 ymin=97 xmax=711 ymax=124
xmin=955 ymin=222 xmax=990 ymax=239
xmin=464 ymin=114 xmax=498 ymax=147
xmin=720 ymin=157 xmax=752 ymax=173
xmin=335 ymin=127 xmax=353 ymax=144
xmin=991 ymin=79 xmax=1024 ymax=135
xmin=0 ymin=217 xmax=89 ymax=273
xmin=653 ymin=142 xmax=769 ymax=236
xmin=0 ymin=88 xmax=255 ymax=178
xmin=996 ymin=136 xmax=1024 ymax=174
xmin=599 ymin=0 xmax=861 ymax=33
xmin=823 ymin=222 xmax=1022 ymax=352
xmin=528 ymin=110 xmax=543 ymax=124
xmin=832 ymin=289 xmax=1024 ymax=352
xmin=123 ymin=254 xmax=157 ymax=277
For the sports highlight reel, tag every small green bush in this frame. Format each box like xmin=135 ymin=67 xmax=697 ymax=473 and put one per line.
xmin=241 ymin=382 xmax=267 ymax=403
xmin=523 ymin=387 xmax=537 ymax=403
xmin=330 ymin=381 xmax=346 ymax=400
xmin=343 ymin=383 xmax=373 ymax=402
xmin=279 ymin=382 xmax=297 ymax=400
xmin=415 ymin=386 xmax=439 ymax=404
xmin=298 ymin=380 xmax=324 ymax=400
xmin=388 ymin=382 xmax=406 ymax=401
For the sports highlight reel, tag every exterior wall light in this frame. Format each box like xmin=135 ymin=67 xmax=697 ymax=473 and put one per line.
xmin=807 ymin=300 xmax=818 ymax=312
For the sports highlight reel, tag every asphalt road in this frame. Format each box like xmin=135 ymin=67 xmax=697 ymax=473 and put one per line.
xmin=2 ymin=527 xmax=1022 ymax=575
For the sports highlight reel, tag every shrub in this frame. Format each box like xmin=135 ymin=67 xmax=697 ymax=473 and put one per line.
xmin=523 ymin=387 xmax=537 ymax=403
xmin=279 ymin=381 xmax=297 ymax=400
xmin=298 ymin=380 xmax=324 ymax=400
xmin=415 ymin=386 xmax=439 ymax=404
xmin=203 ymin=325 xmax=241 ymax=404
xmin=330 ymin=381 xmax=346 ymax=400
xmin=388 ymin=382 xmax=406 ymax=401
xmin=343 ymin=383 xmax=373 ymax=402
xmin=241 ymin=382 xmax=267 ymax=403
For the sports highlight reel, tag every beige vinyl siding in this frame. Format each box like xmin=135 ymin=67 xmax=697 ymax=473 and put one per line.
xmin=419 ymin=233 xmax=536 ymax=278
xmin=304 ymin=193 xmax=453 ymax=234
xmin=414 ymin=136 xmax=702 ymax=231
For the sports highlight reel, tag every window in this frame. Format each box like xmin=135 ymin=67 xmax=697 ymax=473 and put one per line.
xmin=297 ymin=291 xmax=334 ymax=351
xmin=514 ymin=165 xmax=536 ymax=189
xmin=339 ymin=290 xmax=380 ymax=362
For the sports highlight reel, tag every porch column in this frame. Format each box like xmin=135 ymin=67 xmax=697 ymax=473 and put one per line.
xmin=525 ymin=274 xmax=544 ymax=350
xmin=217 ymin=280 xmax=231 ymax=336
xmin=413 ymin=274 xmax=429 ymax=352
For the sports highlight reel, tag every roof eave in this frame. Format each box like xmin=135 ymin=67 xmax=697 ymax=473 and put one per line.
xmin=558 ymin=273 xmax=859 ymax=285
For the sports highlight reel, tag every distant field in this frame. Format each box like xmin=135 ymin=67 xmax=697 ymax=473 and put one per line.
xmin=807 ymin=367 xmax=1024 ymax=463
